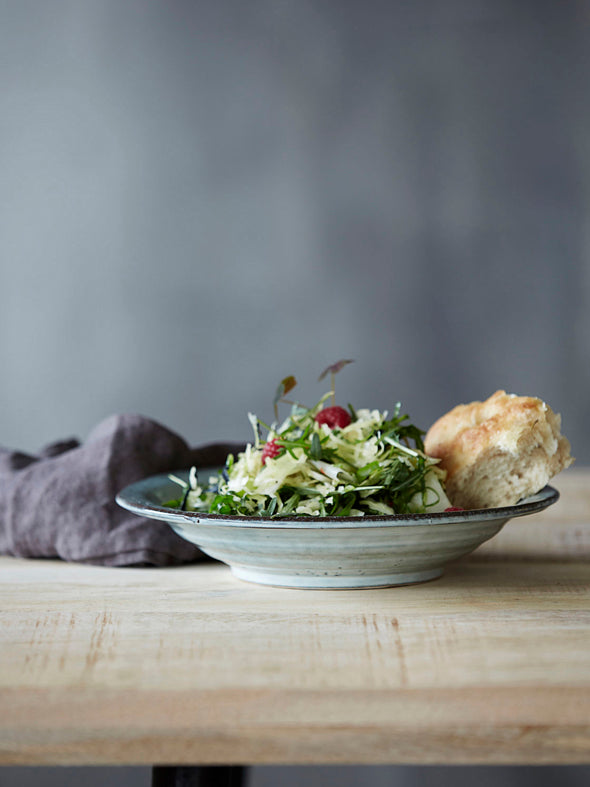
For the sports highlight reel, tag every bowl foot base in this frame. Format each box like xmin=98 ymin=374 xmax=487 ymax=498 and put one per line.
xmin=229 ymin=565 xmax=444 ymax=589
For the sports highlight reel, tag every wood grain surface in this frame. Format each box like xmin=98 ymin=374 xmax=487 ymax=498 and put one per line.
xmin=1 ymin=468 xmax=589 ymax=765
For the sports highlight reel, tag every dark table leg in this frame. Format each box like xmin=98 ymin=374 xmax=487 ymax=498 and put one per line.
xmin=151 ymin=766 xmax=247 ymax=787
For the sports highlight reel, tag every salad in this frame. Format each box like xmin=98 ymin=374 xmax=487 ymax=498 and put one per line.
xmin=167 ymin=362 xmax=452 ymax=518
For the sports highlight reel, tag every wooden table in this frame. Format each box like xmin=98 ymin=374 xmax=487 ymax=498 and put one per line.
xmin=1 ymin=468 xmax=589 ymax=769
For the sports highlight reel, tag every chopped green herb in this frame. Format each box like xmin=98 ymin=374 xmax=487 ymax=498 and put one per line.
xmin=166 ymin=380 xmax=450 ymax=518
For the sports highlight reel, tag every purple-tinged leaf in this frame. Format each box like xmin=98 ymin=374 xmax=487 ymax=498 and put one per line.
xmin=318 ymin=359 xmax=354 ymax=382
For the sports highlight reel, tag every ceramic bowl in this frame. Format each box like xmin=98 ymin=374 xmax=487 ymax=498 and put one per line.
xmin=116 ymin=472 xmax=558 ymax=589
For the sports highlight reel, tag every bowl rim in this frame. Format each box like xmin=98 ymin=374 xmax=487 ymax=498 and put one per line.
xmin=116 ymin=471 xmax=560 ymax=530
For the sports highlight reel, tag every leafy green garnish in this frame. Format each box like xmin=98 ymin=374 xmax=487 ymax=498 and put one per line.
xmin=166 ymin=387 xmax=448 ymax=518
xmin=309 ymin=432 xmax=323 ymax=460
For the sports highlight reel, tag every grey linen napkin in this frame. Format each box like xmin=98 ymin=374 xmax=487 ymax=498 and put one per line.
xmin=0 ymin=414 xmax=244 ymax=566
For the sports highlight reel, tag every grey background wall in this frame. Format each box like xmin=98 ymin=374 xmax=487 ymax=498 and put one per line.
xmin=1 ymin=1 xmax=589 ymax=786
xmin=1 ymin=0 xmax=588 ymax=461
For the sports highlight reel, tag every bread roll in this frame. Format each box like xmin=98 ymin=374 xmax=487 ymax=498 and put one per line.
xmin=424 ymin=390 xmax=573 ymax=509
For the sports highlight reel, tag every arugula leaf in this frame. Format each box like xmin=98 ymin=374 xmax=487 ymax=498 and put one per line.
xmin=165 ymin=375 xmax=447 ymax=518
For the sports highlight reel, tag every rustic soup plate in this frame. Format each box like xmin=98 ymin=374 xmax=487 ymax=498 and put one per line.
xmin=116 ymin=472 xmax=558 ymax=589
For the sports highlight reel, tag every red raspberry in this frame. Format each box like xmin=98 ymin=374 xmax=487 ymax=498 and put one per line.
xmin=261 ymin=438 xmax=282 ymax=464
xmin=444 ymin=506 xmax=465 ymax=512
xmin=315 ymin=406 xmax=351 ymax=429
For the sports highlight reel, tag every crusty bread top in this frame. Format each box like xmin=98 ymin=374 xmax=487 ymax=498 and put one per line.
xmin=424 ymin=390 xmax=573 ymax=508
xmin=425 ymin=390 xmax=550 ymax=477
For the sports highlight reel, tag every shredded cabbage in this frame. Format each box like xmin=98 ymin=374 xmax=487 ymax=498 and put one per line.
xmin=167 ymin=394 xmax=451 ymax=518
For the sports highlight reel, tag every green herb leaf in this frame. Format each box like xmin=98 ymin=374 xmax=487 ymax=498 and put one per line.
xmin=177 ymin=379 xmax=447 ymax=518
xmin=310 ymin=432 xmax=323 ymax=460
xmin=163 ymin=498 xmax=182 ymax=509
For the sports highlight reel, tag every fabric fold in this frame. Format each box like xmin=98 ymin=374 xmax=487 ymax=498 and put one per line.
xmin=0 ymin=414 xmax=244 ymax=566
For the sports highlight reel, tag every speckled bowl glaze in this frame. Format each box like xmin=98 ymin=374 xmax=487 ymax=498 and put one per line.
xmin=116 ymin=472 xmax=558 ymax=589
